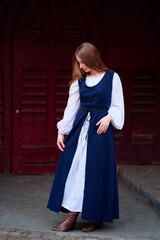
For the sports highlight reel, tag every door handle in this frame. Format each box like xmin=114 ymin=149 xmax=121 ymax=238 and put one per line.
xmin=16 ymin=109 xmax=20 ymax=114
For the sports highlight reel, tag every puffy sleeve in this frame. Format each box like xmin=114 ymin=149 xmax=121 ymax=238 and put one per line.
xmin=57 ymin=80 xmax=80 ymax=135
xmin=108 ymin=72 xmax=125 ymax=130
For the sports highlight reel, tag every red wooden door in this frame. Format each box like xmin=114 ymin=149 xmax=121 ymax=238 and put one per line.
xmin=13 ymin=52 xmax=69 ymax=174
xmin=12 ymin=0 xmax=89 ymax=174
xmin=0 ymin=68 xmax=4 ymax=173
xmin=11 ymin=0 xmax=160 ymax=174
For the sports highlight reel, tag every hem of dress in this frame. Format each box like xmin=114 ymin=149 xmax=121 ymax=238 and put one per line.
xmin=47 ymin=205 xmax=70 ymax=213
xmin=47 ymin=205 xmax=119 ymax=223
xmin=81 ymin=214 xmax=119 ymax=223
xmin=47 ymin=205 xmax=59 ymax=213
xmin=61 ymin=204 xmax=82 ymax=212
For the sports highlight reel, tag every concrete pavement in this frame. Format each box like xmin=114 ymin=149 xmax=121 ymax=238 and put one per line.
xmin=0 ymin=165 xmax=160 ymax=240
xmin=118 ymin=165 xmax=160 ymax=215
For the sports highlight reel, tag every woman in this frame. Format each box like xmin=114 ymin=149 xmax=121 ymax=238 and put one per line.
xmin=47 ymin=42 xmax=124 ymax=232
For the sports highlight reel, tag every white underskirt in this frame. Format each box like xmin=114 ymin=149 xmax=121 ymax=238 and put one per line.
xmin=61 ymin=112 xmax=91 ymax=212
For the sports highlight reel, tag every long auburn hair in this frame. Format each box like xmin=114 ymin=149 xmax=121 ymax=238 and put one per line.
xmin=70 ymin=42 xmax=109 ymax=85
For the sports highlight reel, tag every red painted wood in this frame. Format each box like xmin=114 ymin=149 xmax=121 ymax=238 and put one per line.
xmin=1 ymin=0 xmax=160 ymax=173
xmin=2 ymin=0 xmax=28 ymax=173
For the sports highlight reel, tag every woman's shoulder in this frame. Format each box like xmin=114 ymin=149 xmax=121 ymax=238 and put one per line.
xmin=113 ymin=72 xmax=121 ymax=81
xmin=70 ymin=79 xmax=78 ymax=87
xmin=111 ymin=71 xmax=123 ymax=88
xmin=107 ymin=70 xmax=120 ymax=80
xmin=69 ymin=79 xmax=79 ymax=94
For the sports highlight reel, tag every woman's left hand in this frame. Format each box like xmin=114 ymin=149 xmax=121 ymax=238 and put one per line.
xmin=96 ymin=114 xmax=112 ymax=135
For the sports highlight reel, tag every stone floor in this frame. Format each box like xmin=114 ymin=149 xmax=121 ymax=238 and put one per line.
xmin=0 ymin=165 xmax=160 ymax=240
xmin=118 ymin=165 xmax=160 ymax=215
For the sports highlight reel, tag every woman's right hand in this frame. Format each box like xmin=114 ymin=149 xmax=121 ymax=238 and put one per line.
xmin=57 ymin=133 xmax=65 ymax=151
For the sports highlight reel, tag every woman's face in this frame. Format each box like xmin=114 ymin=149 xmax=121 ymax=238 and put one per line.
xmin=76 ymin=55 xmax=91 ymax=73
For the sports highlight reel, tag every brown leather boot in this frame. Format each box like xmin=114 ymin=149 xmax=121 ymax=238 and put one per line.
xmin=52 ymin=211 xmax=79 ymax=232
xmin=82 ymin=221 xmax=103 ymax=232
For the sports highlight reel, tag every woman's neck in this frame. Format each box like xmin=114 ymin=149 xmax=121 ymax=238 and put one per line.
xmin=86 ymin=70 xmax=105 ymax=78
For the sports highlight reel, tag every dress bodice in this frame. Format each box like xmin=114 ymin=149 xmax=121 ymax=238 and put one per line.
xmin=79 ymin=71 xmax=114 ymax=110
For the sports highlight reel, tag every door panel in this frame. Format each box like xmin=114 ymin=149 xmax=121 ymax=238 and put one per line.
xmin=55 ymin=70 xmax=70 ymax=123
xmin=20 ymin=69 xmax=56 ymax=173
xmin=131 ymin=70 xmax=157 ymax=145
xmin=21 ymin=69 xmax=48 ymax=145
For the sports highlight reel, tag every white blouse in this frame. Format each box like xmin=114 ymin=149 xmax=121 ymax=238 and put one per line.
xmin=57 ymin=72 xmax=124 ymax=134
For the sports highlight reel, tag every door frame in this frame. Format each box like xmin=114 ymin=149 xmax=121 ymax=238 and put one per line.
xmin=3 ymin=0 xmax=28 ymax=173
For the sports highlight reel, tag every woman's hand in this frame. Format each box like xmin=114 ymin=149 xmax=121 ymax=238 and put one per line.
xmin=96 ymin=114 xmax=112 ymax=135
xmin=57 ymin=133 xmax=65 ymax=151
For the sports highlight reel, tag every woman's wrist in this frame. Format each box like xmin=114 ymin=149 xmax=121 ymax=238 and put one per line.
xmin=58 ymin=132 xmax=64 ymax=136
xmin=107 ymin=113 xmax=112 ymax=121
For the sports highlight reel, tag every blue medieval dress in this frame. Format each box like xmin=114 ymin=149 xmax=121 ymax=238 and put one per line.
xmin=47 ymin=70 xmax=124 ymax=223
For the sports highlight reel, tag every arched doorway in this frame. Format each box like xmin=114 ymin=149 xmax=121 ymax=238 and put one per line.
xmin=1 ymin=0 xmax=160 ymax=174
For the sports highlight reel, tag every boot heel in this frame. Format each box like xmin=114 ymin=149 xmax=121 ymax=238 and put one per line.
xmin=52 ymin=211 xmax=79 ymax=232
xmin=70 ymin=225 xmax=75 ymax=231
